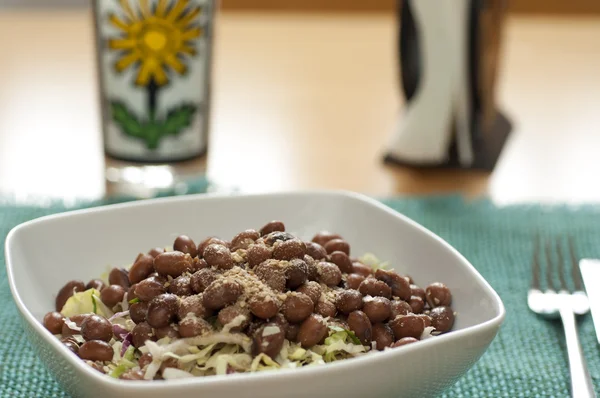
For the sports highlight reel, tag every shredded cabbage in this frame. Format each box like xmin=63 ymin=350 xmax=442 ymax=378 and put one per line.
xmin=359 ymin=253 xmax=391 ymax=271
xmin=60 ymin=288 xmax=113 ymax=318
xmin=108 ymin=346 xmax=136 ymax=378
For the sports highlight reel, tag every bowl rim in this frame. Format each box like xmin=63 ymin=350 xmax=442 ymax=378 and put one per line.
xmin=5 ymin=189 xmax=506 ymax=391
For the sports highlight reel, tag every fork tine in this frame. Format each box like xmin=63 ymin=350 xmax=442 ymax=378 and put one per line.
xmin=556 ymin=238 xmax=568 ymax=291
xmin=531 ymin=233 xmax=541 ymax=289
xmin=545 ymin=239 xmax=555 ymax=291
xmin=568 ymin=235 xmax=583 ymax=291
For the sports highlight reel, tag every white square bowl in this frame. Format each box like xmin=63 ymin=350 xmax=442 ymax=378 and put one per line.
xmin=6 ymin=190 xmax=505 ymax=398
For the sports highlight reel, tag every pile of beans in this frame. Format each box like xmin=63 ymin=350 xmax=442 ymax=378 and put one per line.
xmin=43 ymin=221 xmax=455 ymax=380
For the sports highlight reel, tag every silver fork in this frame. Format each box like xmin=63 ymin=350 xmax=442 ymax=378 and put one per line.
xmin=528 ymin=236 xmax=596 ymax=398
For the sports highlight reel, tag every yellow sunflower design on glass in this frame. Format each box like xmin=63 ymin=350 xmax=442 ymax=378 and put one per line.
xmin=106 ymin=0 xmax=204 ymax=150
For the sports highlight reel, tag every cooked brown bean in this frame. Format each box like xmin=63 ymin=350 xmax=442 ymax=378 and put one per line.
xmin=131 ymin=321 xmax=155 ymax=348
xmin=129 ymin=254 xmax=155 ymax=284
xmin=317 ymin=262 xmax=342 ymax=287
xmin=363 ymin=297 xmax=392 ymax=323
xmin=324 ymin=239 xmax=350 ymax=255
xmin=179 ymin=316 xmax=212 ymax=337
xmin=148 ymin=247 xmax=165 ymax=258
xmin=129 ymin=301 xmax=149 ymax=324
xmin=159 ymin=357 xmax=180 ymax=374
xmin=311 ymin=231 xmax=342 ymax=247
xmin=375 ymin=269 xmax=411 ymax=301
xmin=297 ymin=314 xmax=328 ymax=348
xmin=55 ymin=280 xmax=85 ymax=311
xmin=409 ymin=296 xmax=425 ymax=314
xmin=86 ymin=279 xmax=106 ymax=291
xmin=203 ymin=244 xmax=234 ymax=270
xmin=249 ymin=295 xmax=280 ymax=320
xmin=173 ymin=235 xmax=198 ymax=257
xmin=202 ymin=279 xmax=243 ymax=310
xmin=272 ymin=239 xmax=306 ymax=261
xmin=305 ymin=242 xmax=327 ymax=260
xmin=79 ymin=340 xmax=114 ymax=362
xmin=336 ymin=290 xmax=363 ymax=314
xmin=270 ymin=312 xmax=288 ymax=328
xmin=135 ymin=276 xmax=166 ymax=302
xmin=419 ymin=314 xmax=433 ymax=328
xmin=264 ymin=231 xmax=295 ymax=246
xmin=304 ymin=255 xmax=319 ymax=281
xmin=296 ymin=281 xmax=322 ymax=305
xmin=315 ymin=299 xmax=337 ymax=317
xmin=352 ymin=262 xmax=372 ymax=277
xmin=283 ymin=292 xmax=314 ymax=323
xmin=146 ymin=293 xmax=179 ymax=328
xmin=389 ymin=314 xmax=425 ymax=340
xmin=410 ymin=284 xmax=426 ymax=300
xmin=430 ymin=306 xmax=455 ymax=333
xmin=100 ymin=285 xmax=125 ymax=308
xmin=346 ymin=274 xmax=366 ymax=290
xmin=168 ymin=275 xmax=193 ymax=296
xmin=286 ymin=324 xmax=300 ymax=341
xmin=329 ymin=251 xmax=353 ymax=274
xmin=372 ymin=323 xmax=395 ymax=350
xmin=190 ymin=268 xmax=219 ymax=294
xmin=197 ymin=237 xmax=230 ymax=257
xmin=254 ymin=259 xmax=286 ymax=292
xmin=80 ymin=315 xmax=113 ymax=342
xmin=138 ymin=352 xmax=153 ymax=369
xmin=391 ymin=337 xmax=418 ymax=347
xmin=109 ymin=268 xmax=131 ymax=289
xmin=61 ymin=337 xmax=79 ymax=355
xmin=231 ymin=229 xmax=260 ymax=251
xmin=426 ymin=282 xmax=452 ymax=307
xmin=61 ymin=314 xmax=89 ymax=337
xmin=259 ymin=220 xmax=285 ymax=236
xmin=191 ymin=257 xmax=209 ymax=272
xmin=285 ymin=258 xmax=308 ymax=289
xmin=127 ymin=284 xmax=138 ymax=302
xmin=252 ymin=323 xmax=285 ymax=358
xmin=390 ymin=300 xmax=413 ymax=319
xmin=347 ymin=311 xmax=372 ymax=345
xmin=358 ymin=278 xmax=392 ymax=299
xmin=178 ymin=295 xmax=212 ymax=320
xmin=155 ymin=325 xmax=180 ymax=339
xmin=218 ymin=305 xmax=251 ymax=331
xmin=43 ymin=311 xmax=65 ymax=334
xmin=154 ymin=251 xmax=194 ymax=277
xmin=246 ymin=244 xmax=272 ymax=268
xmin=120 ymin=369 xmax=145 ymax=380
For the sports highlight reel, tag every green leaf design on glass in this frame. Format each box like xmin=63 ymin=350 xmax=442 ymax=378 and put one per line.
xmin=111 ymin=101 xmax=144 ymax=138
xmin=110 ymin=101 xmax=197 ymax=150
xmin=163 ymin=104 xmax=197 ymax=135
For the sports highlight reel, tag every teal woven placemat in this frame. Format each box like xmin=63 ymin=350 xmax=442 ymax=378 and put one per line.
xmin=2 ymin=193 xmax=600 ymax=397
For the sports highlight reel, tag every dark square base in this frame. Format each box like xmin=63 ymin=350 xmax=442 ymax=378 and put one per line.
xmin=383 ymin=111 xmax=512 ymax=172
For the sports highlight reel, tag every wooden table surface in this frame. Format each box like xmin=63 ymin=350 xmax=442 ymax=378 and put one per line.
xmin=0 ymin=9 xmax=599 ymax=205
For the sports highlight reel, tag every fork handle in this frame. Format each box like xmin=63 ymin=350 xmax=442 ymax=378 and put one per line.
xmin=559 ymin=306 xmax=596 ymax=398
